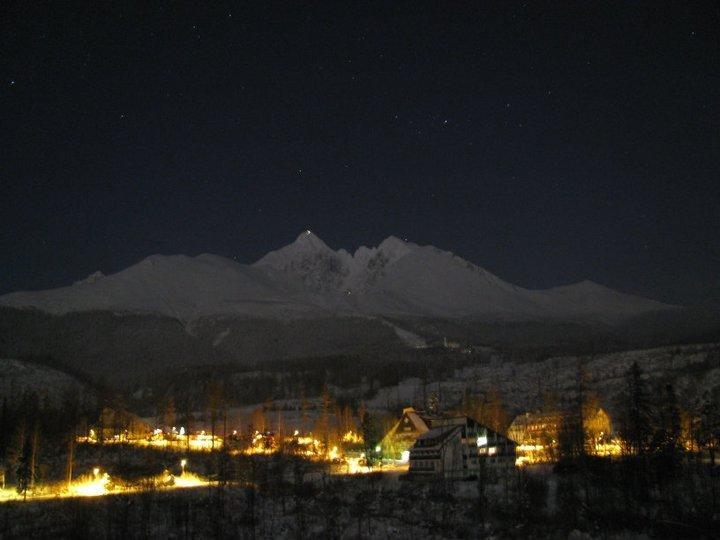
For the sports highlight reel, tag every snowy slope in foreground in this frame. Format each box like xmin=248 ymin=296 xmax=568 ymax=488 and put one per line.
xmin=0 ymin=232 xmax=670 ymax=322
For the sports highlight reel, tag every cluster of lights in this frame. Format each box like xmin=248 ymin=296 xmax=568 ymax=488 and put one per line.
xmin=78 ymin=427 xmax=222 ymax=451
xmin=0 ymin=459 xmax=210 ymax=502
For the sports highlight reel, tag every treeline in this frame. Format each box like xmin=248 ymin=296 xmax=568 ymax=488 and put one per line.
xmin=389 ymin=311 xmax=720 ymax=363
xmin=520 ymin=361 xmax=720 ymax=535
xmin=126 ymin=347 xmax=479 ymax=415
xmin=0 ymin=389 xmax=96 ymax=496
xmin=556 ymin=360 xmax=720 ymax=462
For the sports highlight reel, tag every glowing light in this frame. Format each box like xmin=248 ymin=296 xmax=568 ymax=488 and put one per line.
xmin=172 ymin=472 xmax=207 ymax=488
xmin=341 ymin=430 xmax=363 ymax=444
xmin=476 ymin=436 xmax=488 ymax=447
xmin=400 ymin=450 xmax=410 ymax=462
xmin=72 ymin=468 xmax=110 ymax=497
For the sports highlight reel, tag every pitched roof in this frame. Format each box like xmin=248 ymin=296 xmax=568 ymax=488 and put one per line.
xmin=415 ymin=424 xmax=462 ymax=446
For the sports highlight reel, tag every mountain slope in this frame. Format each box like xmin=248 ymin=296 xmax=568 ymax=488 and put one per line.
xmin=0 ymin=253 xmax=329 ymax=320
xmin=0 ymin=232 xmax=670 ymax=322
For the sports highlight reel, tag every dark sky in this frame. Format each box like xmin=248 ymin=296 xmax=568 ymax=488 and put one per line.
xmin=1 ymin=2 xmax=718 ymax=304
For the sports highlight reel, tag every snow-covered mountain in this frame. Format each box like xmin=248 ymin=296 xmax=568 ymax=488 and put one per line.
xmin=0 ymin=231 xmax=670 ymax=322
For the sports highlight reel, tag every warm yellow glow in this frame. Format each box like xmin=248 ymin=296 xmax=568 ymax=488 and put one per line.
xmin=341 ymin=430 xmax=363 ymax=444
xmin=173 ymin=472 xmax=207 ymax=489
xmin=595 ymin=439 xmax=622 ymax=457
xmin=71 ymin=469 xmax=110 ymax=497
xmin=77 ymin=428 xmax=222 ymax=452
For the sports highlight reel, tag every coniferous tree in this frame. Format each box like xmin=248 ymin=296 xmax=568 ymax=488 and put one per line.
xmin=360 ymin=411 xmax=381 ymax=465
xmin=698 ymin=389 xmax=720 ymax=465
xmin=559 ymin=363 xmax=589 ymax=460
xmin=0 ymin=398 xmax=10 ymax=487
xmin=318 ymin=385 xmax=332 ymax=452
xmin=15 ymin=430 xmax=33 ymax=499
xmin=619 ymin=362 xmax=653 ymax=456
xmin=652 ymin=383 xmax=682 ymax=459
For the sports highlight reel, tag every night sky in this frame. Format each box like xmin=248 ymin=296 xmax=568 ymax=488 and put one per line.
xmin=2 ymin=2 xmax=718 ymax=304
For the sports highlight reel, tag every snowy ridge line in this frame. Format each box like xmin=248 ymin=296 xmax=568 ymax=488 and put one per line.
xmin=0 ymin=231 xmax=670 ymax=322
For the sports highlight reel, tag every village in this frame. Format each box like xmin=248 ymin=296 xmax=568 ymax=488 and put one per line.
xmin=0 ymin=403 xmax=618 ymax=503
xmin=1 ymin=357 xmax=719 ymax=538
xmin=49 ymin=392 xmax=648 ymax=491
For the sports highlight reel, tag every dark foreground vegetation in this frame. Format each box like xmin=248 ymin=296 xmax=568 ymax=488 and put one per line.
xmin=1 ymin=454 xmax=720 ymax=538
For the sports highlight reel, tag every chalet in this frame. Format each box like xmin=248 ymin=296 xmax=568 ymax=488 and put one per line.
xmin=390 ymin=411 xmax=516 ymax=479
xmin=408 ymin=424 xmax=465 ymax=478
xmin=476 ymin=425 xmax=516 ymax=472
xmin=380 ymin=407 xmax=432 ymax=460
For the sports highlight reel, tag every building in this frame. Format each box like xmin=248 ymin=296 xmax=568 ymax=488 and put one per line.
xmin=508 ymin=407 xmax=614 ymax=464
xmin=380 ymin=407 xmax=432 ymax=460
xmin=476 ymin=425 xmax=517 ymax=472
xmin=408 ymin=424 xmax=466 ymax=478
xmin=396 ymin=412 xmax=516 ymax=479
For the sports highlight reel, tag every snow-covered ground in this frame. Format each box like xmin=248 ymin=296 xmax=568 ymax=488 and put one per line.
xmin=365 ymin=342 xmax=720 ymax=414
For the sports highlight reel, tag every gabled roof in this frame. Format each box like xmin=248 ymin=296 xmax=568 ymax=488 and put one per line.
xmin=404 ymin=408 xmax=430 ymax=432
xmin=413 ymin=425 xmax=462 ymax=448
xmin=382 ymin=407 xmax=431 ymax=444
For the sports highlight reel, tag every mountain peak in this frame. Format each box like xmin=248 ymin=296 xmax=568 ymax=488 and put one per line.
xmin=379 ymin=235 xmax=408 ymax=249
xmin=73 ymin=270 xmax=105 ymax=286
xmin=294 ymin=230 xmax=330 ymax=251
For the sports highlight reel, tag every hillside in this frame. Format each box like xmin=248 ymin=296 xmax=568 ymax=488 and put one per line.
xmin=0 ymin=358 xmax=90 ymax=406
